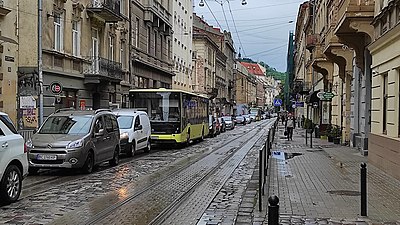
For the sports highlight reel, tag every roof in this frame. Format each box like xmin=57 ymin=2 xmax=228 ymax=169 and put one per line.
xmin=112 ymin=109 xmax=147 ymax=116
xmin=239 ymin=62 xmax=264 ymax=76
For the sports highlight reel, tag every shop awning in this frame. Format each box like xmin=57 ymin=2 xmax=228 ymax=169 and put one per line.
xmin=305 ymin=90 xmax=320 ymax=104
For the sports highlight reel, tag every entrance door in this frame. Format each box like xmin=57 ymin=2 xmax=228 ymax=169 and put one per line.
xmin=93 ymin=93 xmax=100 ymax=110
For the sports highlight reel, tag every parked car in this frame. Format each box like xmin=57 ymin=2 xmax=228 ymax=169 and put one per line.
xmin=218 ymin=117 xmax=226 ymax=133
xmin=27 ymin=109 xmax=120 ymax=174
xmin=243 ymin=114 xmax=252 ymax=124
xmin=208 ymin=115 xmax=217 ymax=137
xmin=113 ymin=109 xmax=151 ymax=157
xmin=235 ymin=115 xmax=246 ymax=125
xmin=222 ymin=116 xmax=235 ymax=130
xmin=0 ymin=112 xmax=28 ymax=205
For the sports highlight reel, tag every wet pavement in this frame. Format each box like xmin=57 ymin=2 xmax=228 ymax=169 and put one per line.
xmin=1 ymin=119 xmax=399 ymax=225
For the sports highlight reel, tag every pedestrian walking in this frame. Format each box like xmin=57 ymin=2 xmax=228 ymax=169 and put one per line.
xmin=301 ymin=115 xmax=305 ymax=128
xmin=281 ymin=114 xmax=286 ymax=125
xmin=285 ymin=114 xmax=295 ymax=141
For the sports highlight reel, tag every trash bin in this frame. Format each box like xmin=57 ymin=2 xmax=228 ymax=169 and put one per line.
xmin=314 ymin=125 xmax=320 ymax=138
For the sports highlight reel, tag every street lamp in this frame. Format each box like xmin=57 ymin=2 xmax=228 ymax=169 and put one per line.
xmin=199 ymin=0 xmax=205 ymax=7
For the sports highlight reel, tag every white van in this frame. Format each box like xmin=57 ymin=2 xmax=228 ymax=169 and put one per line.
xmin=113 ymin=109 xmax=151 ymax=157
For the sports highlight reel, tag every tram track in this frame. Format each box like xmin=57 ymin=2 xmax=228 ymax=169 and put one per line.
xmin=78 ymin=119 xmax=274 ymax=225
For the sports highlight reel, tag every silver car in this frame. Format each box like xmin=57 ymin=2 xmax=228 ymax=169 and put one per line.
xmin=222 ymin=116 xmax=235 ymax=130
xmin=27 ymin=109 xmax=120 ymax=174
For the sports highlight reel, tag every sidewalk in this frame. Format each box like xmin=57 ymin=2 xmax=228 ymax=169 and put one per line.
xmin=254 ymin=124 xmax=400 ymax=224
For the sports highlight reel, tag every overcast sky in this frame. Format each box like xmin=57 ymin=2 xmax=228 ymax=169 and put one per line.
xmin=193 ymin=0 xmax=304 ymax=72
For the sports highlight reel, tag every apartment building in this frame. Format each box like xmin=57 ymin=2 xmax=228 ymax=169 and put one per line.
xmin=294 ymin=0 xmax=374 ymax=154
xmin=0 ymin=0 xmax=18 ymax=124
xmin=171 ymin=0 xmax=193 ymax=91
xmin=368 ymin=0 xmax=400 ymax=180
xmin=15 ymin=0 xmax=174 ymax=129
xmin=130 ymin=0 xmax=174 ymax=90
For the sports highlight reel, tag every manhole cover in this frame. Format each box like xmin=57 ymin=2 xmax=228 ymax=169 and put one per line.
xmin=327 ymin=190 xmax=360 ymax=196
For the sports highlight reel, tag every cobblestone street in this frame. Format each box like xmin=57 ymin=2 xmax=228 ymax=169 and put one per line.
xmin=1 ymin=120 xmax=399 ymax=225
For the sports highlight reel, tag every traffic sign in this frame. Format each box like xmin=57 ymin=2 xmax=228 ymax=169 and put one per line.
xmin=295 ymin=101 xmax=304 ymax=107
xmin=50 ymin=82 xmax=63 ymax=95
xmin=273 ymin=98 xmax=282 ymax=107
xmin=317 ymin=92 xmax=325 ymax=99
xmin=323 ymin=92 xmax=335 ymax=99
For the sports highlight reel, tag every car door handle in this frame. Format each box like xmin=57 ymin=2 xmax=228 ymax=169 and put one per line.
xmin=2 ymin=142 xmax=8 ymax=148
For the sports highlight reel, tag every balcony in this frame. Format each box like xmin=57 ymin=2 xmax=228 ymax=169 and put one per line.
xmin=207 ymin=87 xmax=218 ymax=99
xmin=83 ymin=56 xmax=123 ymax=84
xmin=335 ymin=0 xmax=374 ymax=35
xmin=86 ymin=0 xmax=124 ymax=23
xmin=0 ymin=2 xmax=11 ymax=16
xmin=143 ymin=0 xmax=172 ymax=28
xmin=306 ymin=34 xmax=318 ymax=51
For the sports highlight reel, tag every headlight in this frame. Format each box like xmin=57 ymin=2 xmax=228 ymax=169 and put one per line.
xmin=26 ymin=139 xmax=33 ymax=148
xmin=67 ymin=139 xmax=84 ymax=149
xmin=120 ymin=132 xmax=129 ymax=140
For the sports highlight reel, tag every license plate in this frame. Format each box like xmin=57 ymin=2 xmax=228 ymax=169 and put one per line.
xmin=36 ymin=154 xmax=57 ymax=160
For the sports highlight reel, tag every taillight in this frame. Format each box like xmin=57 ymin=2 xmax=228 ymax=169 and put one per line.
xmin=24 ymin=143 xmax=28 ymax=153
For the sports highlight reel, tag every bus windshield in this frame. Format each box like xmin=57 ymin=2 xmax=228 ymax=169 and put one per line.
xmin=130 ymin=92 xmax=180 ymax=122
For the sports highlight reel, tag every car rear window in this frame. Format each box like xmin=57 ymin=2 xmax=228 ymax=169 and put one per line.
xmin=0 ymin=115 xmax=18 ymax=134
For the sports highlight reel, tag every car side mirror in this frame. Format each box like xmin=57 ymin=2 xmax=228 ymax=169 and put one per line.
xmin=94 ymin=129 xmax=104 ymax=137
xmin=134 ymin=124 xmax=143 ymax=131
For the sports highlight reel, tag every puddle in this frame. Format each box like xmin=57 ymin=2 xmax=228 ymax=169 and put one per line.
xmin=271 ymin=151 xmax=303 ymax=160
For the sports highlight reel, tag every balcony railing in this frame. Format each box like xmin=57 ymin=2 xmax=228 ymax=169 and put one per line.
xmin=83 ymin=56 xmax=123 ymax=83
xmin=87 ymin=0 xmax=124 ymax=22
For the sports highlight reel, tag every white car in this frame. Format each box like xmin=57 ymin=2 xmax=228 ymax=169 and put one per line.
xmin=113 ymin=109 xmax=151 ymax=157
xmin=0 ymin=112 xmax=28 ymax=205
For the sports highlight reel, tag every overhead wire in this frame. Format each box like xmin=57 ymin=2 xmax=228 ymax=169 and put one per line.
xmin=204 ymin=0 xmax=224 ymax=30
xmin=227 ymin=0 xmax=246 ymax=57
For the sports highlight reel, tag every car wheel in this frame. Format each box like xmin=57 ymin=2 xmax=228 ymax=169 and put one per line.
xmin=144 ymin=139 xmax=151 ymax=153
xmin=0 ymin=165 xmax=22 ymax=205
xmin=109 ymin=147 xmax=120 ymax=166
xmin=126 ymin=143 xmax=135 ymax=157
xmin=28 ymin=167 xmax=39 ymax=175
xmin=82 ymin=151 xmax=94 ymax=174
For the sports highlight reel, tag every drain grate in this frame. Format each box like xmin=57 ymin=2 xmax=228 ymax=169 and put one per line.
xmin=327 ymin=190 xmax=360 ymax=196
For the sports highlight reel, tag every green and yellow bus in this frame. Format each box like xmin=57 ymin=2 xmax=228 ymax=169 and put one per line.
xmin=129 ymin=89 xmax=209 ymax=145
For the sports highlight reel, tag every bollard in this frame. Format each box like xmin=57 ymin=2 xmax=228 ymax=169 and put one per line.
xmin=268 ymin=195 xmax=279 ymax=225
xmin=361 ymin=163 xmax=367 ymax=216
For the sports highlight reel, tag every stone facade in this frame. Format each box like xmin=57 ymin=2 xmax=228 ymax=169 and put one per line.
xmin=368 ymin=0 xmax=400 ymax=180
xmin=0 ymin=0 xmax=19 ymax=124
xmin=171 ymin=0 xmax=193 ymax=91
xmin=16 ymin=0 xmax=174 ymax=129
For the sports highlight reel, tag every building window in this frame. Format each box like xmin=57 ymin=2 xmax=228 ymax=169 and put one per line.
xmin=160 ymin=34 xmax=164 ymax=60
xmin=120 ymin=0 xmax=125 ymax=15
xmin=72 ymin=21 xmax=80 ymax=57
xmin=120 ymin=41 xmax=126 ymax=69
xmin=135 ymin=18 xmax=139 ymax=48
xmin=109 ymin=36 xmax=115 ymax=61
xmin=154 ymin=31 xmax=157 ymax=57
xmin=383 ymin=74 xmax=388 ymax=134
xmin=54 ymin=13 xmax=64 ymax=52
xmin=147 ymin=27 xmax=151 ymax=54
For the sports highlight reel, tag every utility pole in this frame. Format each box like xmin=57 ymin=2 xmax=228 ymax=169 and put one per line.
xmin=38 ymin=0 xmax=44 ymax=126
